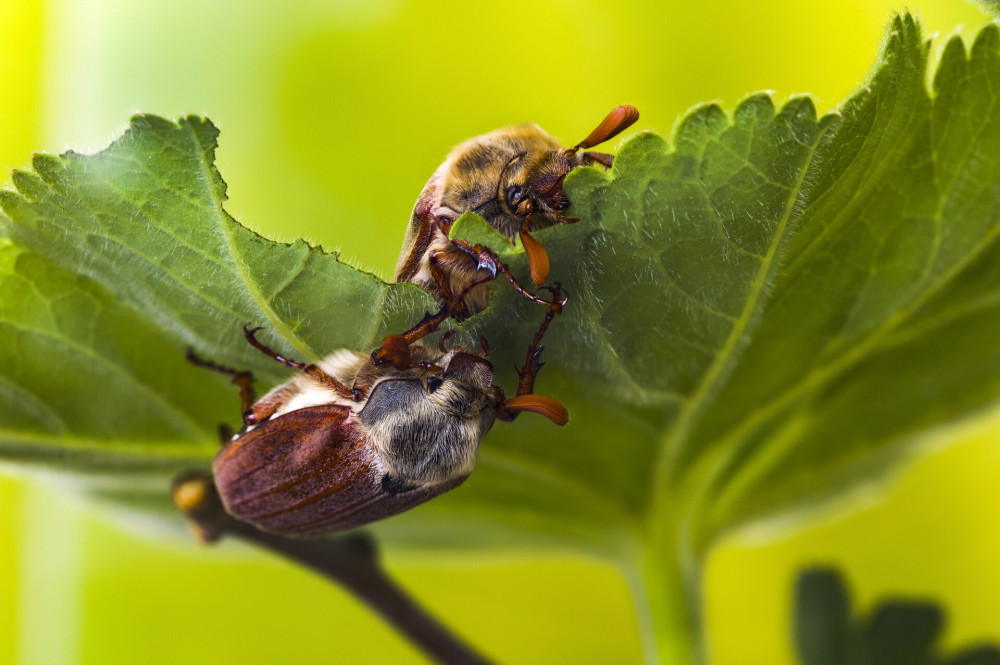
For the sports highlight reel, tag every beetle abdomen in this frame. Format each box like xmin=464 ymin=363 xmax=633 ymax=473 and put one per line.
xmin=213 ymin=404 xmax=467 ymax=536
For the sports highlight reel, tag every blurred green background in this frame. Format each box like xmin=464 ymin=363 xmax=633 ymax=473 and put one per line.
xmin=1 ymin=1 xmax=998 ymax=663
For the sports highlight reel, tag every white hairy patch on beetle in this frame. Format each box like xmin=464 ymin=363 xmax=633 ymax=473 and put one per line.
xmin=245 ymin=349 xmax=368 ymax=429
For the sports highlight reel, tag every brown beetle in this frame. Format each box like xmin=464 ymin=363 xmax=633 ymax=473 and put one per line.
xmin=395 ymin=105 xmax=638 ymax=316
xmin=185 ymin=312 xmax=566 ymax=537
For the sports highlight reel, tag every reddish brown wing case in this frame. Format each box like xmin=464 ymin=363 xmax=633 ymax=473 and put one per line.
xmin=213 ymin=405 xmax=467 ymax=536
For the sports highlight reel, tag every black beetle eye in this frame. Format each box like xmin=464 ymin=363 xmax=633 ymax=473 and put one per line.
xmin=425 ymin=375 xmax=445 ymax=393
xmin=505 ymin=185 xmax=523 ymax=208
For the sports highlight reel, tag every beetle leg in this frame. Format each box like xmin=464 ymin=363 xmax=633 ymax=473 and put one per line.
xmin=372 ymin=268 xmax=497 ymax=368
xmin=242 ymin=383 xmax=300 ymax=425
xmin=450 ymin=239 xmax=565 ymax=312
xmin=438 ymin=330 xmax=456 ymax=353
xmin=377 ymin=242 xmax=562 ymax=369
xmin=243 ymin=325 xmax=360 ymax=401
xmin=184 ymin=347 xmax=300 ymax=426
xmin=374 ymin=333 xmax=413 ymax=370
xmin=215 ymin=424 xmax=234 ymax=445
xmin=491 ymin=284 xmax=569 ymax=426
xmin=514 ymin=284 xmax=568 ymax=397
xmin=448 ymin=240 xmax=498 ymax=279
xmin=428 ymin=250 xmax=458 ymax=305
xmin=186 ymin=348 xmax=257 ymax=412
xmin=429 ymin=248 xmax=480 ymax=319
xmin=555 ymin=213 xmax=581 ymax=224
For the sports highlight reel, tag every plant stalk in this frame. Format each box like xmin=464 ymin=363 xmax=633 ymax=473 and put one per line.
xmin=630 ymin=530 xmax=700 ymax=664
xmin=175 ymin=473 xmax=493 ymax=665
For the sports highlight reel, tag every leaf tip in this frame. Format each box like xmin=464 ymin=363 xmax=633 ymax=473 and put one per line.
xmin=674 ymin=102 xmax=729 ymax=153
xmin=30 ymin=152 xmax=65 ymax=184
xmin=128 ymin=112 xmax=178 ymax=132
xmin=179 ymin=114 xmax=220 ymax=142
xmin=972 ymin=21 xmax=1000 ymax=58
xmin=734 ymin=93 xmax=777 ymax=124
xmin=883 ymin=11 xmax=923 ymax=61
xmin=11 ymin=169 xmax=47 ymax=202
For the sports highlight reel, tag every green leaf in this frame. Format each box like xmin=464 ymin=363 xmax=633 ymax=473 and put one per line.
xmin=680 ymin=18 xmax=1000 ymax=543
xmin=0 ymin=116 xmax=435 ymax=382
xmin=794 ymin=568 xmax=1000 ymax=665
xmin=4 ymin=12 xmax=1000 ymax=661
xmin=448 ymin=211 xmax=514 ymax=249
xmin=0 ymin=238 xmax=215 ymax=468
xmin=795 ymin=570 xmax=851 ymax=665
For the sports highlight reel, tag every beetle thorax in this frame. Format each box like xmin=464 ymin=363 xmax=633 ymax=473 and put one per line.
xmin=358 ymin=350 xmax=496 ymax=488
xmin=363 ymin=386 xmax=486 ymax=486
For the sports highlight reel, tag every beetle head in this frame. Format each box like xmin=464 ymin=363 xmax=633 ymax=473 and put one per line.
xmin=495 ymin=149 xmax=574 ymax=231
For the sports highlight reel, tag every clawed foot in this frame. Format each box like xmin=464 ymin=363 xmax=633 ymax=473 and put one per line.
xmin=451 ymin=240 xmax=499 ymax=278
xmin=541 ymin=282 xmax=569 ymax=313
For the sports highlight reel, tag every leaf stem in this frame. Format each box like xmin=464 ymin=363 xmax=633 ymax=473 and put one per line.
xmin=632 ymin=538 xmax=699 ymax=665
xmin=177 ymin=475 xmax=493 ymax=665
